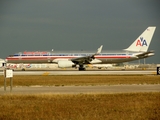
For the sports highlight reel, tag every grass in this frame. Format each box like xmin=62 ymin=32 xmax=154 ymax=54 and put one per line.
xmin=0 ymin=75 xmax=160 ymax=86
xmin=0 ymin=93 xmax=159 ymax=120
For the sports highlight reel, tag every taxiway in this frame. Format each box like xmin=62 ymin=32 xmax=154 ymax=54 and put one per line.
xmin=0 ymin=85 xmax=160 ymax=95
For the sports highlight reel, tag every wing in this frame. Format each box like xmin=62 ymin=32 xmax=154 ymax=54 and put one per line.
xmin=71 ymin=45 xmax=103 ymax=64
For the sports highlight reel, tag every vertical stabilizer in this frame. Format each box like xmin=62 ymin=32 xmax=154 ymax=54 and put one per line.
xmin=124 ymin=27 xmax=156 ymax=52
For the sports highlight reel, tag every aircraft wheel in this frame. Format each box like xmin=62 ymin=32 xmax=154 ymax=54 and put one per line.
xmin=79 ymin=67 xmax=86 ymax=71
xmin=22 ymin=68 xmax=25 ymax=71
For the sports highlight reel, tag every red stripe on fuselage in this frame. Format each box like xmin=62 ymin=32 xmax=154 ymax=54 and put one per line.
xmin=6 ymin=55 xmax=131 ymax=61
xmin=95 ymin=56 xmax=131 ymax=58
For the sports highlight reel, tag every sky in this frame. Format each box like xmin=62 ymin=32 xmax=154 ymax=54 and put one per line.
xmin=0 ymin=0 xmax=160 ymax=63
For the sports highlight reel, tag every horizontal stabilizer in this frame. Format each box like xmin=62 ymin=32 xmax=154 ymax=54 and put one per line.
xmin=135 ymin=50 xmax=154 ymax=57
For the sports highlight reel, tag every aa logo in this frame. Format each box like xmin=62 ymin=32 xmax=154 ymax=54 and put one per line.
xmin=136 ymin=37 xmax=147 ymax=46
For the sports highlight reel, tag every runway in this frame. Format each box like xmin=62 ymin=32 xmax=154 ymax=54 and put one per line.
xmin=0 ymin=70 xmax=157 ymax=75
xmin=0 ymin=85 xmax=160 ymax=95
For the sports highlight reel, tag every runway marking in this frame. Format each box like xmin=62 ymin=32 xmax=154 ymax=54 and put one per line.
xmin=152 ymin=72 xmax=157 ymax=74
xmin=42 ymin=72 xmax=50 ymax=75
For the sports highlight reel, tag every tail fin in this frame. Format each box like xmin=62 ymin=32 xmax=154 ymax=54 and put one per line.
xmin=124 ymin=26 xmax=156 ymax=52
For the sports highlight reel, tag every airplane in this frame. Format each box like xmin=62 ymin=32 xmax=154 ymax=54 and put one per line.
xmin=5 ymin=26 xmax=156 ymax=71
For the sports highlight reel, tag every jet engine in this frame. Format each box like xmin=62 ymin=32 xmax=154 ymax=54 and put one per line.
xmin=58 ymin=60 xmax=75 ymax=68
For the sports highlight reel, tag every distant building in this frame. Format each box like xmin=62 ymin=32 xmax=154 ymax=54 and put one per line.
xmin=157 ymin=64 xmax=160 ymax=67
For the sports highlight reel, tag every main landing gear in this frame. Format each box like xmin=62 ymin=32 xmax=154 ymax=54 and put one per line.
xmin=78 ymin=65 xmax=86 ymax=71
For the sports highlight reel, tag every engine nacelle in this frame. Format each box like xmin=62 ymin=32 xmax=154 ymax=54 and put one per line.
xmin=58 ymin=60 xmax=75 ymax=68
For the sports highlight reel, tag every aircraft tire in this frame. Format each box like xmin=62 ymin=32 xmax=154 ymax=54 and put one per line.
xmin=22 ymin=68 xmax=25 ymax=71
xmin=79 ymin=67 xmax=86 ymax=71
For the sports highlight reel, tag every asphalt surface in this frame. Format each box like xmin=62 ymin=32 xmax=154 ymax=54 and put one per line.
xmin=1 ymin=85 xmax=160 ymax=95
xmin=0 ymin=70 xmax=157 ymax=75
